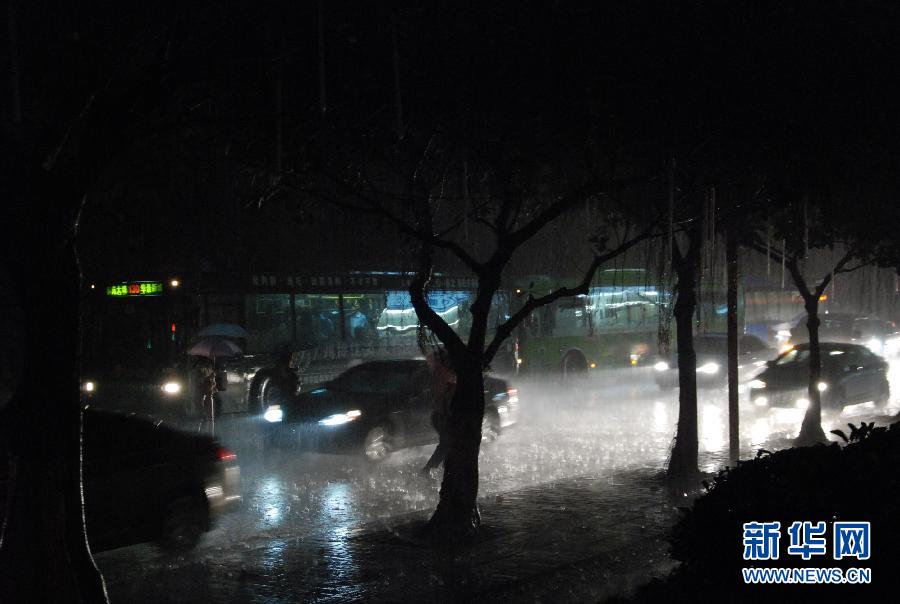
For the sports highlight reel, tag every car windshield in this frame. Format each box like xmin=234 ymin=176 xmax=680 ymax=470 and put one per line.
xmin=774 ymin=348 xmax=810 ymax=366
xmin=329 ymin=364 xmax=414 ymax=394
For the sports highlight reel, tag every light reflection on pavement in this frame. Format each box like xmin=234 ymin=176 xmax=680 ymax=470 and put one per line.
xmin=94 ymin=364 xmax=899 ymax=598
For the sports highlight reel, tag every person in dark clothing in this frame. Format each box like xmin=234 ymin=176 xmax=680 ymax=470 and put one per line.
xmin=195 ymin=356 xmax=217 ymax=433
xmin=422 ymin=348 xmax=456 ymax=476
xmin=272 ymin=346 xmax=298 ymax=403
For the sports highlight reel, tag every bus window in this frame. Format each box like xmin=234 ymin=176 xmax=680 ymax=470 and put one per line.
xmin=246 ymin=294 xmax=292 ymax=353
xmin=294 ymin=294 xmax=343 ymax=345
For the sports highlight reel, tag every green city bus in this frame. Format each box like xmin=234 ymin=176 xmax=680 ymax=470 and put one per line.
xmin=512 ymin=269 xmax=741 ymax=379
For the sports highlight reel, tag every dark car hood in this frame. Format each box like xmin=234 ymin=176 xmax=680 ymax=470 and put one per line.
xmin=282 ymin=387 xmax=386 ymax=423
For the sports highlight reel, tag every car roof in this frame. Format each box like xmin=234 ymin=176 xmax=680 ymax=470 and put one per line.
xmin=350 ymin=359 xmax=426 ymax=369
xmin=791 ymin=342 xmax=867 ymax=352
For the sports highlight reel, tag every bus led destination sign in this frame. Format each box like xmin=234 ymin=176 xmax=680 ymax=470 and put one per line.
xmin=106 ymin=281 xmax=164 ymax=297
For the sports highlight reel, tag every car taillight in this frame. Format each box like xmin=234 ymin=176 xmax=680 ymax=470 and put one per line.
xmin=507 ymin=388 xmax=518 ymax=403
xmin=217 ymin=447 xmax=237 ymax=462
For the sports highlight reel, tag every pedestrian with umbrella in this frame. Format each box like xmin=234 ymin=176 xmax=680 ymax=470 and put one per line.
xmin=187 ymin=336 xmax=243 ymax=435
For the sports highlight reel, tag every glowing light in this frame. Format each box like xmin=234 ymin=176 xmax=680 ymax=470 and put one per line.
xmin=754 ymin=396 xmax=769 ymax=407
xmin=749 ymin=379 xmax=766 ymax=389
xmin=654 ymin=361 xmax=669 ymax=372
xmin=319 ymin=410 xmax=362 ymax=426
xmin=170 ymin=279 xmax=180 ymax=287
xmin=866 ymin=338 xmax=883 ymax=354
xmin=161 ymin=381 xmax=182 ymax=395
xmin=697 ymin=362 xmax=720 ymax=375
xmin=83 ymin=381 xmax=95 ymax=393
xmin=264 ymin=405 xmax=284 ymax=422
xmin=589 ymin=362 xmax=597 ymax=369
xmin=817 ymin=382 xmax=828 ymax=392
xmin=795 ymin=398 xmax=810 ymax=410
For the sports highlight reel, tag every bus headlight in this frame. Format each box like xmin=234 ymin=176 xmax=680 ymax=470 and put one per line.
xmin=161 ymin=381 xmax=182 ymax=395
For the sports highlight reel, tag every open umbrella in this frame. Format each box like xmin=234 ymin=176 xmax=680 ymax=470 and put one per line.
xmin=196 ymin=323 xmax=249 ymax=338
xmin=187 ymin=336 xmax=243 ymax=358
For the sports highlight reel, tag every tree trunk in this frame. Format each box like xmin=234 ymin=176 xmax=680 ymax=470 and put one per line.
xmin=0 ymin=159 xmax=108 ymax=601
xmin=428 ymin=363 xmax=484 ymax=538
xmin=795 ymin=300 xmax=827 ymax=445
xmin=668 ymin=262 xmax=700 ymax=487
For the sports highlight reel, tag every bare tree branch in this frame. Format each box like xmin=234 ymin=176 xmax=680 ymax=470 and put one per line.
xmin=483 ymin=222 xmax=658 ymax=364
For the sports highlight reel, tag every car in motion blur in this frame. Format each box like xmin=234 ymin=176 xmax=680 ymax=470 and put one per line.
xmin=653 ymin=333 xmax=776 ymax=389
xmin=787 ymin=313 xmax=900 ymax=357
xmin=0 ymin=408 xmax=241 ymax=552
xmin=747 ymin=342 xmax=890 ymax=412
xmin=263 ymin=359 xmax=519 ymax=461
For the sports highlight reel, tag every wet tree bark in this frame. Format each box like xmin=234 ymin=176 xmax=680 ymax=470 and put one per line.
xmin=428 ymin=366 xmax=485 ymax=536
xmin=0 ymin=161 xmax=108 ymax=601
xmin=668 ymin=244 xmax=700 ymax=487
xmin=796 ymin=299 xmax=827 ymax=445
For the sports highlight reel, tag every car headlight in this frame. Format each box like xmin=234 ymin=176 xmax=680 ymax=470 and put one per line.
xmin=318 ymin=409 xmax=362 ymax=426
xmin=753 ymin=396 xmax=769 ymax=407
xmin=654 ymin=361 xmax=669 ymax=372
xmin=161 ymin=381 xmax=182 ymax=395
xmin=866 ymin=338 xmax=884 ymax=354
xmin=749 ymin=379 xmax=767 ymax=390
xmin=697 ymin=362 xmax=720 ymax=375
xmin=263 ymin=405 xmax=284 ymax=423
xmin=795 ymin=398 xmax=810 ymax=410
xmin=82 ymin=381 xmax=96 ymax=393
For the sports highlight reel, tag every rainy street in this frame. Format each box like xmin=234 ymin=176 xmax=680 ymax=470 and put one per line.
xmin=92 ymin=364 xmax=900 ymax=600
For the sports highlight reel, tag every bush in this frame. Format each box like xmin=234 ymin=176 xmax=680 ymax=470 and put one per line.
xmin=634 ymin=421 xmax=900 ymax=602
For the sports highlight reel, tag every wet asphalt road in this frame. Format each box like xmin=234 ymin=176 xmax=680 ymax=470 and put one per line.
xmin=93 ymin=365 xmax=900 ymax=598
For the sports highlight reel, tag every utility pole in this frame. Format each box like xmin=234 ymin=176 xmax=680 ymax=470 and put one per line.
xmin=726 ymin=219 xmax=739 ymax=465
xmin=390 ymin=14 xmax=404 ymax=141
xmin=317 ymin=0 xmax=327 ymax=115
xmin=8 ymin=0 xmax=22 ymax=126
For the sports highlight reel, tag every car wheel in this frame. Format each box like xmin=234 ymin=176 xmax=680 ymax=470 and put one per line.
xmin=161 ymin=495 xmax=208 ymax=551
xmin=561 ymin=351 xmax=588 ymax=386
xmin=481 ymin=410 xmax=501 ymax=443
xmin=363 ymin=424 xmax=392 ymax=462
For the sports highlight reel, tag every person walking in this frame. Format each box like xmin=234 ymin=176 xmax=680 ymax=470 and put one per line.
xmin=196 ymin=356 xmax=218 ymax=434
xmin=422 ymin=348 xmax=456 ymax=476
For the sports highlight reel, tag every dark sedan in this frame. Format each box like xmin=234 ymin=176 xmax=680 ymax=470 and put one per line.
xmin=263 ymin=359 xmax=520 ymax=461
xmin=653 ymin=333 xmax=776 ymax=389
xmin=1 ymin=408 xmax=241 ymax=552
xmin=747 ymin=342 xmax=890 ymax=411
xmin=787 ymin=314 xmax=900 ymax=357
